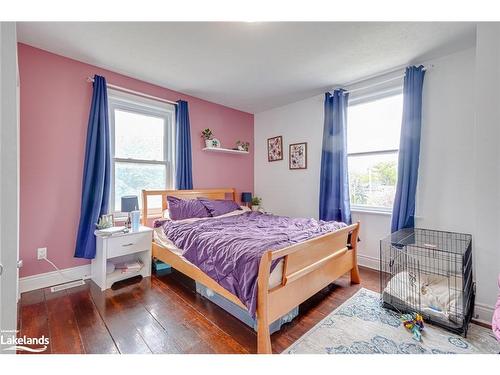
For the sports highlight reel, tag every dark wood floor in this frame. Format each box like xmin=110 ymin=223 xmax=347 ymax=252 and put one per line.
xmin=18 ymin=266 xmax=381 ymax=354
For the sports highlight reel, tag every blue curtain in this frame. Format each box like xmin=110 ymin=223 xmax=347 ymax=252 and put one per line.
xmin=391 ymin=66 xmax=426 ymax=232
xmin=175 ymin=100 xmax=193 ymax=190
xmin=75 ymin=75 xmax=111 ymax=259
xmin=319 ymin=90 xmax=351 ymax=224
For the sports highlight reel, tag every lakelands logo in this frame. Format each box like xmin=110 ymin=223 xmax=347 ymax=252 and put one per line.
xmin=1 ymin=330 xmax=49 ymax=352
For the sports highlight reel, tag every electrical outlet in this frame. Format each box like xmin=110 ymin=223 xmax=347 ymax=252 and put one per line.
xmin=37 ymin=247 xmax=47 ymax=260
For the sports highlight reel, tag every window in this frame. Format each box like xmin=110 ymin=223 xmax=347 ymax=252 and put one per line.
xmin=347 ymin=93 xmax=403 ymax=211
xmin=109 ymin=91 xmax=175 ymax=213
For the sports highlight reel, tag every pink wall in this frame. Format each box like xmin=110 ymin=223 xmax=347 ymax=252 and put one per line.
xmin=19 ymin=43 xmax=254 ymax=277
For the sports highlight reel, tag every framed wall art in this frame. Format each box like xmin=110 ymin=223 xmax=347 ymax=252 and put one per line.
xmin=267 ymin=136 xmax=283 ymax=162
xmin=289 ymin=142 xmax=307 ymax=170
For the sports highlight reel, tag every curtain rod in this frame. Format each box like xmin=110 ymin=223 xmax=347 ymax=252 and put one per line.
xmin=86 ymin=77 xmax=178 ymax=106
xmin=336 ymin=64 xmax=433 ymax=95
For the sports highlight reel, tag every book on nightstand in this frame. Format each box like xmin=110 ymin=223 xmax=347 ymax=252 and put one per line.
xmin=114 ymin=260 xmax=144 ymax=273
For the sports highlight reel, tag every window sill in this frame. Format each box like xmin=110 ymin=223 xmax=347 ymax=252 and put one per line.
xmin=351 ymin=207 xmax=392 ymax=216
xmin=112 ymin=209 xmax=164 ymax=221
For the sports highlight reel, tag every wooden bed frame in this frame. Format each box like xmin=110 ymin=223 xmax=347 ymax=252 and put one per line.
xmin=142 ymin=188 xmax=360 ymax=354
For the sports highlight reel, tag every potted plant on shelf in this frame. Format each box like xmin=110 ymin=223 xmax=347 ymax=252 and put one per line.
xmin=201 ymin=128 xmax=214 ymax=148
xmin=251 ymin=196 xmax=262 ymax=211
xmin=236 ymin=140 xmax=250 ymax=152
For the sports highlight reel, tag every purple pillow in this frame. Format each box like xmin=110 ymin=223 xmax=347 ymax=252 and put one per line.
xmin=167 ymin=196 xmax=211 ymax=220
xmin=198 ymin=198 xmax=241 ymax=217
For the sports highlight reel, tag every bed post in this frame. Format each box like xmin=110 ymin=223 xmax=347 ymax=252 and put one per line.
xmin=256 ymin=251 xmax=272 ymax=354
xmin=350 ymin=221 xmax=361 ymax=284
xmin=141 ymin=190 xmax=148 ymax=226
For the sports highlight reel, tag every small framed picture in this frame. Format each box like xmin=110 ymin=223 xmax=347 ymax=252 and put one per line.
xmin=289 ymin=142 xmax=307 ymax=170
xmin=267 ymin=136 xmax=283 ymax=162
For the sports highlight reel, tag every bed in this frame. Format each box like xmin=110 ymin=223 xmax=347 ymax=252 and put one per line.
xmin=142 ymin=188 xmax=361 ymax=354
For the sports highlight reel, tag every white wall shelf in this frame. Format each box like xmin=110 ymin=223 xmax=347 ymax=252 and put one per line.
xmin=202 ymin=147 xmax=249 ymax=155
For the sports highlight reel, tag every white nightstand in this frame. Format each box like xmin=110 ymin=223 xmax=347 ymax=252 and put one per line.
xmin=91 ymin=226 xmax=153 ymax=290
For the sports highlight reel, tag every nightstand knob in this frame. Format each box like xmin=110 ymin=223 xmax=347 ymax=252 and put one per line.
xmin=122 ymin=242 xmax=135 ymax=247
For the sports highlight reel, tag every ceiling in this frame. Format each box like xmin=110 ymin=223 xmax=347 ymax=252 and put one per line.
xmin=17 ymin=22 xmax=476 ymax=113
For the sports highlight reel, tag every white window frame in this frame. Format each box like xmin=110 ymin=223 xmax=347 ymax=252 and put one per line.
xmin=347 ymin=86 xmax=403 ymax=214
xmin=108 ymin=89 xmax=176 ymax=216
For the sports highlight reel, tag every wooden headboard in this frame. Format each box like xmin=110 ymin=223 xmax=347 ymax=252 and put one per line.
xmin=141 ymin=188 xmax=237 ymax=225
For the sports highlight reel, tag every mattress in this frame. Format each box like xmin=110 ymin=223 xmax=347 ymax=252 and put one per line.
xmin=152 ymin=210 xmax=285 ymax=289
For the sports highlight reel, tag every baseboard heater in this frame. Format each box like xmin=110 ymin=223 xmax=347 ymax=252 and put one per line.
xmin=50 ymin=279 xmax=86 ymax=293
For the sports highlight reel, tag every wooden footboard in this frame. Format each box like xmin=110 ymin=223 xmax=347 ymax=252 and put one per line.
xmin=256 ymin=222 xmax=360 ymax=354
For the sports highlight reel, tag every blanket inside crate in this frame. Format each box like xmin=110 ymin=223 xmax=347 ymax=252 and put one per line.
xmin=383 ymin=271 xmax=463 ymax=322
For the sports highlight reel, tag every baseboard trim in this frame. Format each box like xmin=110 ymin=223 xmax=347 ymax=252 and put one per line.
xmin=474 ymin=302 xmax=494 ymax=325
xmin=357 ymin=254 xmax=380 ymax=271
xmin=19 ymin=264 xmax=91 ymax=293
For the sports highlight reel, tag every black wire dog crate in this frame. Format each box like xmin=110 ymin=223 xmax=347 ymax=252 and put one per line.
xmin=380 ymin=228 xmax=475 ymax=336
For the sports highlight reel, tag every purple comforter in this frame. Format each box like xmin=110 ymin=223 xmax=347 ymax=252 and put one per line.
xmin=161 ymin=211 xmax=345 ymax=317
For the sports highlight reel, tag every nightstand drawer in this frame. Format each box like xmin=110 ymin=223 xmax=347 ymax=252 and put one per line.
xmin=107 ymin=231 xmax=152 ymax=258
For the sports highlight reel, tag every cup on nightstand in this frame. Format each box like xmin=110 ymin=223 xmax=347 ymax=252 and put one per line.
xmin=130 ymin=210 xmax=140 ymax=232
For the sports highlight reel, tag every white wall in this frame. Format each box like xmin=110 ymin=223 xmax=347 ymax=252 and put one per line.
xmin=416 ymin=48 xmax=476 ymax=233
xmin=254 ymin=47 xmax=498 ymax=321
xmin=472 ymin=23 xmax=500 ymax=321
xmin=255 ymin=94 xmax=324 ymax=219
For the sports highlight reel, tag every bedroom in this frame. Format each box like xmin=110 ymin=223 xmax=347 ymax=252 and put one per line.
xmin=1 ymin=1 xmax=500 ymax=372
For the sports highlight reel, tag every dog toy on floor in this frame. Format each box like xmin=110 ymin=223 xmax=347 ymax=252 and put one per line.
xmin=401 ymin=313 xmax=425 ymax=341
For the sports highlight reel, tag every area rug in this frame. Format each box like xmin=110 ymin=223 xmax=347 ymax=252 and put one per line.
xmin=285 ymin=288 xmax=500 ymax=354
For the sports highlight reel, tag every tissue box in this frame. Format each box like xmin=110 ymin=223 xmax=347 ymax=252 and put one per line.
xmin=153 ymin=259 xmax=172 ymax=275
